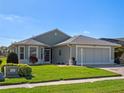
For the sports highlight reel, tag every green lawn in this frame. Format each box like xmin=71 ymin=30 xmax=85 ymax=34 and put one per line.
xmin=0 ymin=65 xmax=120 ymax=85
xmin=0 ymin=57 xmax=6 ymax=67
xmin=1 ymin=79 xmax=124 ymax=93
xmin=0 ymin=57 xmax=120 ymax=85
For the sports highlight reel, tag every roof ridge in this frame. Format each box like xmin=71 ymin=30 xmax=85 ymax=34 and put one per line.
xmin=68 ymin=35 xmax=79 ymax=42
xmin=55 ymin=34 xmax=120 ymax=46
xmin=31 ymin=28 xmax=71 ymax=39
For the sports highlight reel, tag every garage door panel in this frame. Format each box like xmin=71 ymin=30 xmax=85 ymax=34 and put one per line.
xmin=94 ymin=48 xmax=103 ymax=64
xmin=102 ymin=48 xmax=110 ymax=62
xmin=83 ymin=48 xmax=94 ymax=64
xmin=77 ymin=48 xmax=81 ymax=65
xmin=77 ymin=47 xmax=111 ymax=65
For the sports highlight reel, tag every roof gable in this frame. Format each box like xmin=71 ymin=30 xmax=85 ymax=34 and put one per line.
xmin=32 ymin=29 xmax=71 ymax=46
xmin=13 ymin=39 xmax=49 ymax=46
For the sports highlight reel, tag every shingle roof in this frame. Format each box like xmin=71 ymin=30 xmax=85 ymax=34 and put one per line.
xmin=31 ymin=29 xmax=71 ymax=46
xmin=12 ymin=39 xmax=49 ymax=46
xmin=116 ymin=38 xmax=124 ymax=41
xmin=101 ymin=38 xmax=124 ymax=46
xmin=55 ymin=35 xmax=120 ymax=46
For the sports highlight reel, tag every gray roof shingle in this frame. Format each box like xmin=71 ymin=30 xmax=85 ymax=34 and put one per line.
xmin=101 ymin=38 xmax=124 ymax=46
xmin=12 ymin=39 xmax=49 ymax=46
xmin=55 ymin=35 xmax=120 ymax=46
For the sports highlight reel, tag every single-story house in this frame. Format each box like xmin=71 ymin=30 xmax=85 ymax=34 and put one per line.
xmin=10 ymin=29 xmax=120 ymax=65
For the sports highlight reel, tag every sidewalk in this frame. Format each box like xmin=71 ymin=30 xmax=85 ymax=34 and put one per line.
xmin=0 ymin=76 xmax=124 ymax=90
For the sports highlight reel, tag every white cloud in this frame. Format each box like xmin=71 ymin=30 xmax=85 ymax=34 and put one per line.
xmin=0 ymin=14 xmax=25 ymax=22
xmin=83 ymin=30 xmax=90 ymax=34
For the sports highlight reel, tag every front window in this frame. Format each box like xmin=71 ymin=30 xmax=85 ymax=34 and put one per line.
xmin=30 ymin=47 xmax=37 ymax=57
xmin=59 ymin=49 xmax=61 ymax=56
xmin=44 ymin=49 xmax=50 ymax=62
xmin=20 ymin=47 xmax=24 ymax=60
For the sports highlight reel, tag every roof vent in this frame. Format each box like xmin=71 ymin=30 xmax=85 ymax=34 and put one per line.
xmin=54 ymin=32 xmax=57 ymax=36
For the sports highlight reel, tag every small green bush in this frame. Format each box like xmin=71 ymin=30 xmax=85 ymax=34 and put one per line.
xmin=7 ymin=52 xmax=18 ymax=64
xmin=1 ymin=64 xmax=32 ymax=78
xmin=18 ymin=64 xmax=32 ymax=77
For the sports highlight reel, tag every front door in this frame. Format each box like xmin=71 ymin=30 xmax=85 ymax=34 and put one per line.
xmin=44 ymin=49 xmax=51 ymax=63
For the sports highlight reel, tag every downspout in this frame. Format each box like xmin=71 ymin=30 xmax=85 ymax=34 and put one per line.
xmin=67 ymin=44 xmax=72 ymax=65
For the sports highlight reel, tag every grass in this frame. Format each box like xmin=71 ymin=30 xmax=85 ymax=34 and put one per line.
xmin=0 ymin=65 xmax=120 ymax=85
xmin=1 ymin=79 xmax=124 ymax=93
xmin=0 ymin=57 xmax=120 ymax=85
xmin=0 ymin=57 xmax=6 ymax=67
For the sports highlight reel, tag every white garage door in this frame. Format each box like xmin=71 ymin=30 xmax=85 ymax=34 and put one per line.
xmin=77 ymin=47 xmax=111 ymax=65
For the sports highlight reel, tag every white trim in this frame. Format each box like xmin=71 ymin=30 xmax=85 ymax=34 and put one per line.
xmin=109 ymin=47 xmax=112 ymax=63
xmin=70 ymin=46 xmax=72 ymax=65
xmin=77 ymin=45 xmax=111 ymax=48
xmin=18 ymin=46 xmax=25 ymax=61
xmin=81 ymin=48 xmax=83 ymax=66
xmin=67 ymin=44 xmax=72 ymax=65
xmin=76 ymin=45 xmax=78 ymax=64
xmin=43 ymin=48 xmax=45 ymax=62
xmin=40 ymin=47 xmax=44 ymax=60
xmin=76 ymin=45 xmax=112 ymax=65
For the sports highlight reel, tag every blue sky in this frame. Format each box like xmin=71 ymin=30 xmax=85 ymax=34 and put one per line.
xmin=0 ymin=0 xmax=124 ymax=46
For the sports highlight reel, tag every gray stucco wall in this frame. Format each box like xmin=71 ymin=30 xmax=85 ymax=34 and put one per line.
xmin=71 ymin=45 xmax=76 ymax=59
xmin=52 ymin=45 xmax=70 ymax=64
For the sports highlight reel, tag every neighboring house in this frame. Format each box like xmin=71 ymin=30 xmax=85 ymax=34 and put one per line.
xmin=0 ymin=46 xmax=8 ymax=57
xmin=101 ymin=38 xmax=124 ymax=46
xmin=10 ymin=29 xmax=120 ymax=65
xmin=101 ymin=38 xmax=124 ymax=64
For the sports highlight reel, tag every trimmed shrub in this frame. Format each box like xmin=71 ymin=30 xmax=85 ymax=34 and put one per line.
xmin=7 ymin=52 xmax=18 ymax=64
xmin=1 ymin=64 xmax=32 ymax=79
xmin=18 ymin=64 xmax=32 ymax=78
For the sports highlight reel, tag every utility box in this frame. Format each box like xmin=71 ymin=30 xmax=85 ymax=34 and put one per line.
xmin=4 ymin=66 xmax=19 ymax=78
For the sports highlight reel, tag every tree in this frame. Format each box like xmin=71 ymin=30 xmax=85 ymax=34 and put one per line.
xmin=115 ymin=47 xmax=124 ymax=58
xmin=7 ymin=52 xmax=18 ymax=64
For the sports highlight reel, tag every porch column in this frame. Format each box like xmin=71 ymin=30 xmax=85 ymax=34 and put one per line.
xmin=43 ymin=48 xmax=45 ymax=62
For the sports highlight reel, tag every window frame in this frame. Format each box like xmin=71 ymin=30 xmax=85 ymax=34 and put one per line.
xmin=28 ymin=46 xmax=38 ymax=59
xmin=18 ymin=46 xmax=25 ymax=60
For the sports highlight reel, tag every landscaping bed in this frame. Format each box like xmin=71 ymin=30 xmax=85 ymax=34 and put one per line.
xmin=0 ymin=65 xmax=121 ymax=85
